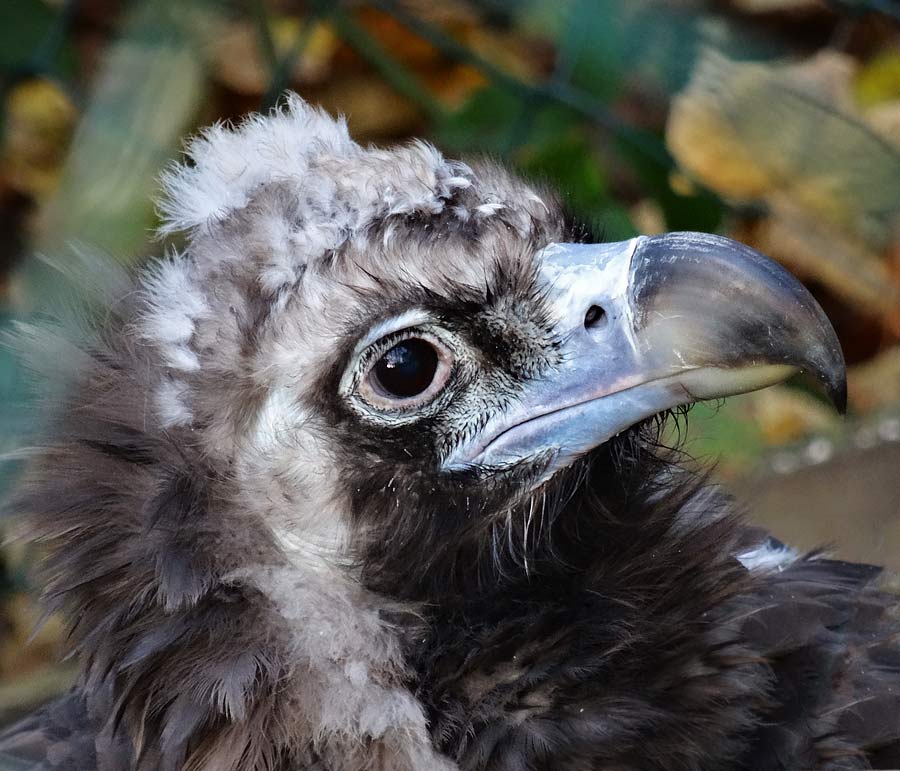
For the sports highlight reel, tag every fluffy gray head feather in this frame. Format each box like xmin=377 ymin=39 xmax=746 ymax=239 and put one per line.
xmin=5 ymin=96 xmax=567 ymax=771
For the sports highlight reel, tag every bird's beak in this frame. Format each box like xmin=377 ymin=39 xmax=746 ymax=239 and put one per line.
xmin=444 ymin=232 xmax=846 ymax=473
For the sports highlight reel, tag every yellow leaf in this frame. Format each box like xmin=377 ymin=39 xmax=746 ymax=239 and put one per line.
xmin=848 ymin=346 xmax=900 ymax=413
xmin=748 ymin=386 xmax=839 ymax=446
xmin=856 ymin=48 xmax=900 ymax=107
xmin=668 ymin=49 xmax=900 ymax=252
xmin=1 ymin=77 xmax=77 ymax=199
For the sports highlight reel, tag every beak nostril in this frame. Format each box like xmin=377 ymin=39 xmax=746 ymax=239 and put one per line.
xmin=584 ymin=305 xmax=607 ymax=330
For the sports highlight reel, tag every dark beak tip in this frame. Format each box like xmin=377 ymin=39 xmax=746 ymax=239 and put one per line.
xmin=831 ymin=376 xmax=848 ymax=416
xmin=636 ymin=231 xmax=850 ymax=417
xmin=810 ymin=342 xmax=847 ymax=415
xmin=822 ymin=333 xmax=848 ymax=416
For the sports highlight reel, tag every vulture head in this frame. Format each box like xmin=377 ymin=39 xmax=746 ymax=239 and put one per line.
xmin=5 ymin=97 xmax=897 ymax=771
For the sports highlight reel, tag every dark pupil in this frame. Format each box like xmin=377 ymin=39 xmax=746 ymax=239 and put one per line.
xmin=373 ymin=338 xmax=438 ymax=398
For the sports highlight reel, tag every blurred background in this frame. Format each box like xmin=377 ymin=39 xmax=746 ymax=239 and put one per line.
xmin=0 ymin=0 xmax=899 ymax=723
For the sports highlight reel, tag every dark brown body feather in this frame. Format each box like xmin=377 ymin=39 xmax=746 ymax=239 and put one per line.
xmin=3 ymin=367 xmax=899 ymax=770
xmin=390 ymin=450 xmax=900 ymax=771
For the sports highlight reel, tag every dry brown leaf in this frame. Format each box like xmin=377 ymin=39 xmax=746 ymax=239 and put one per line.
xmin=460 ymin=25 xmax=545 ymax=83
xmin=629 ymin=199 xmax=667 ymax=235
xmin=734 ymin=201 xmax=900 ymax=329
xmin=745 ymin=385 xmax=839 ymax=446
xmin=667 ymin=60 xmax=775 ymax=200
xmin=209 ymin=17 xmax=339 ymax=96
xmin=668 ymin=50 xmax=900 ymax=248
xmin=0 ymin=593 xmax=65 ymax=677
xmin=421 ymin=64 xmax=486 ymax=108
xmin=397 ymin=0 xmax=480 ymax=26
xmin=668 ymin=49 xmax=900 ymax=327
xmin=848 ymin=346 xmax=900 ymax=412
xmin=312 ymin=75 xmax=422 ymax=137
xmin=355 ymin=7 xmax=444 ymax=68
xmin=780 ymin=50 xmax=858 ymax=111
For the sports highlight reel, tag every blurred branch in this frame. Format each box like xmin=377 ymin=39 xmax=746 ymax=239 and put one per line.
xmin=368 ymin=0 xmax=672 ymax=168
xmin=249 ymin=0 xmax=279 ymax=71
xmin=550 ymin=0 xmax=592 ymax=86
xmin=258 ymin=0 xmax=330 ymax=110
xmin=330 ymin=7 xmax=446 ymax=120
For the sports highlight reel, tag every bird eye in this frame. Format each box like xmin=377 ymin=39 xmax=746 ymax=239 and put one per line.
xmin=360 ymin=336 xmax=452 ymax=409
xmin=373 ymin=339 xmax=437 ymax=396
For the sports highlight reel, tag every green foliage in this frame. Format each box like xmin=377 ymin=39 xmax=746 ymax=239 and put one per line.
xmin=556 ymin=0 xmax=626 ymax=102
xmin=0 ymin=0 xmax=76 ymax=74
xmin=437 ymin=85 xmax=526 ymax=155
xmin=438 ymin=87 xmax=636 ymax=238
xmin=679 ymin=399 xmax=768 ymax=476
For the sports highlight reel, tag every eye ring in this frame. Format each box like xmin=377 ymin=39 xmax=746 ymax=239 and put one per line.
xmin=358 ymin=334 xmax=453 ymax=410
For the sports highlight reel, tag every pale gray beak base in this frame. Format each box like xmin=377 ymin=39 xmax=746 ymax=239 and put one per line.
xmin=445 ymin=232 xmax=846 ymax=474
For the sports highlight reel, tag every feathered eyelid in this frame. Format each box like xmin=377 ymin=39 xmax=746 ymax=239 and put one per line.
xmin=350 ymin=309 xmax=437 ymax=360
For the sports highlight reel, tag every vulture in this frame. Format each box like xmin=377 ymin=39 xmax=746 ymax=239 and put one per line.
xmin=0 ymin=96 xmax=898 ymax=771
